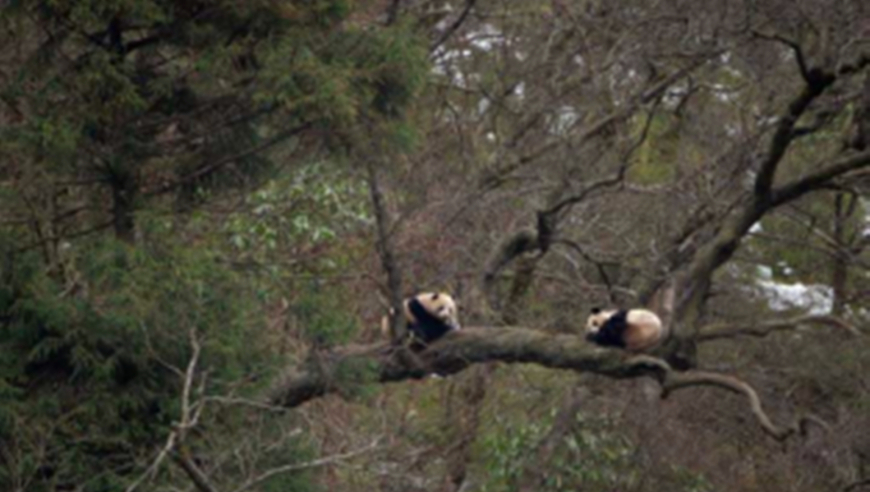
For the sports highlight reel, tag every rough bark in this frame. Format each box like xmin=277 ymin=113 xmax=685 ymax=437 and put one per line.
xmin=481 ymin=60 xmax=715 ymax=316
xmin=266 ymin=329 xmax=821 ymax=440
xmin=366 ymin=161 xmax=405 ymax=342
xmin=267 ymin=328 xmax=648 ymax=409
xmin=661 ymin=56 xmax=870 ymax=367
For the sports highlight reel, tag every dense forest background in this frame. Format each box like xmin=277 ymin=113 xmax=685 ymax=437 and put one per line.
xmin=1 ymin=1 xmax=869 ymax=491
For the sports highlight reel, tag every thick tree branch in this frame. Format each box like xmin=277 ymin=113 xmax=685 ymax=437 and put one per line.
xmin=751 ymin=31 xmax=812 ymax=85
xmin=658 ymin=369 xmax=818 ymax=441
xmin=174 ymin=451 xmax=220 ymax=492
xmin=697 ymin=315 xmax=862 ymax=342
xmin=366 ymin=161 xmax=405 ymax=341
xmin=481 ymin=229 xmax=548 ymax=317
xmin=671 ymin=143 xmax=870 ymax=332
xmin=622 ymin=355 xmax=827 ymax=440
xmin=753 ymin=69 xmax=835 ymax=197
xmin=267 ymin=328 xmax=653 ymax=409
xmin=668 ymin=63 xmax=867 ymax=340
xmin=267 ymin=328 xmax=820 ymax=441
xmin=754 ymin=52 xmax=870 ymax=198
xmin=772 ymin=149 xmax=870 ymax=206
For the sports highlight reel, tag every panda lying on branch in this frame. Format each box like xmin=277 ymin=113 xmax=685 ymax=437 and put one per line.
xmin=382 ymin=292 xmax=461 ymax=349
xmin=585 ymin=307 xmax=667 ymax=352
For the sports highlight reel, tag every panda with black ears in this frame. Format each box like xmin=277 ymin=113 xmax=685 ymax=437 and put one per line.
xmin=585 ymin=307 xmax=666 ymax=352
xmin=381 ymin=292 xmax=461 ymax=348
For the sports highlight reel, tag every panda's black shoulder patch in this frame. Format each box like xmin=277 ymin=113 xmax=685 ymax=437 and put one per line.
xmin=587 ymin=310 xmax=629 ymax=348
xmin=407 ymin=297 xmax=452 ymax=345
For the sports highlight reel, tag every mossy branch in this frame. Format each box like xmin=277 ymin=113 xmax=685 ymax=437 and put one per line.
xmin=267 ymin=327 xmax=828 ymax=441
xmin=267 ymin=327 xmax=649 ymax=409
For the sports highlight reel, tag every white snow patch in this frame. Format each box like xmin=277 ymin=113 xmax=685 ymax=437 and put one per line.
xmin=754 ymin=280 xmax=832 ymax=315
xmin=467 ymin=24 xmax=504 ymax=50
xmin=478 ymin=97 xmax=490 ymax=115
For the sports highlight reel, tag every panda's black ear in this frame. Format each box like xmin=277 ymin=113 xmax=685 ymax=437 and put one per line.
xmin=590 ymin=307 xmax=601 ymax=314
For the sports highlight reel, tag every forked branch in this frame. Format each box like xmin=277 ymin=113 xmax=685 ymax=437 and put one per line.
xmin=626 ymin=356 xmax=827 ymax=441
xmin=662 ymin=370 xmax=817 ymax=440
xmin=267 ymin=328 xmax=824 ymax=441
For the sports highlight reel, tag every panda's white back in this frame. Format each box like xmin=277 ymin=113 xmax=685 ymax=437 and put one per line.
xmin=624 ymin=309 xmax=664 ymax=351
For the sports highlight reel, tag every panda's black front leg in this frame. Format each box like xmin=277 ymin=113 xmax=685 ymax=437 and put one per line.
xmin=586 ymin=329 xmax=618 ymax=347
xmin=586 ymin=317 xmax=628 ymax=348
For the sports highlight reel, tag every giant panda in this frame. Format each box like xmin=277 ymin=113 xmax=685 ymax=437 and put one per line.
xmin=381 ymin=292 xmax=461 ymax=347
xmin=585 ymin=307 xmax=665 ymax=352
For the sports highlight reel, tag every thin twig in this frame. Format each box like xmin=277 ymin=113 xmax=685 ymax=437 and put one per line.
xmin=751 ymin=31 xmax=812 ymax=85
xmin=430 ymin=0 xmax=478 ymax=54
xmin=230 ymin=439 xmax=381 ymax=492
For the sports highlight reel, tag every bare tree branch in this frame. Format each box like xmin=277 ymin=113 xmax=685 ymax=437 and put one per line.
xmin=491 ymin=55 xmax=717 ymax=181
xmin=125 ymin=430 xmax=179 ymax=492
xmin=751 ymin=31 xmax=812 ymax=85
xmin=754 ymin=51 xmax=870 ymax=198
xmin=623 ymin=356 xmax=829 ymax=441
xmin=267 ymin=328 xmax=824 ymax=442
xmin=480 ymin=103 xmax=659 ymax=313
xmin=175 ymin=451 xmax=221 ymax=492
xmin=659 ymin=369 xmax=804 ymax=441
xmin=667 ymin=60 xmax=869 ymax=341
xmin=366 ymin=160 xmax=405 ymax=342
xmin=753 ymin=69 xmax=835 ymax=197
xmin=127 ymin=329 xmax=204 ymax=492
xmin=429 ymin=0 xmax=478 ymax=54
xmin=697 ymin=315 xmax=862 ymax=341
xmin=772 ymin=149 xmax=870 ymax=206
xmin=229 ymin=439 xmax=381 ymax=492
xmin=554 ymin=239 xmax=617 ymax=304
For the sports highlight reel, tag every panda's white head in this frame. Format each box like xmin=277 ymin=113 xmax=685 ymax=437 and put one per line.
xmin=585 ymin=307 xmax=617 ymax=336
xmin=416 ymin=292 xmax=460 ymax=330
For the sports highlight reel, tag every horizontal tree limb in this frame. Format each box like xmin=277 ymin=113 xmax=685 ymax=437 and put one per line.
xmin=772 ymin=149 xmax=870 ymax=206
xmin=656 ymin=367 xmax=826 ymax=440
xmin=267 ymin=327 xmax=819 ymax=440
xmin=267 ymin=327 xmax=651 ymax=409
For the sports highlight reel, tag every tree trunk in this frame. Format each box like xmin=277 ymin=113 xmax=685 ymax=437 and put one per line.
xmin=366 ymin=161 xmax=405 ymax=341
xmin=830 ymin=193 xmax=855 ymax=316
